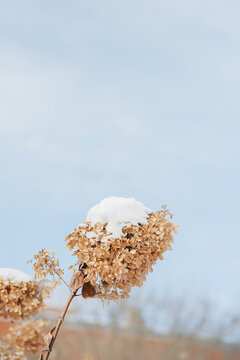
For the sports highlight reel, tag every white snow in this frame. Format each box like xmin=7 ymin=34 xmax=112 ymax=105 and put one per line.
xmin=86 ymin=196 xmax=152 ymax=238
xmin=0 ymin=268 xmax=32 ymax=282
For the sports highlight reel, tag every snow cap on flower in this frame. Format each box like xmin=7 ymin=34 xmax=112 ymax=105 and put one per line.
xmin=0 ymin=268 xmax=32 ymax=283
xmin=86 ymin=196 xmax=152 ymax=238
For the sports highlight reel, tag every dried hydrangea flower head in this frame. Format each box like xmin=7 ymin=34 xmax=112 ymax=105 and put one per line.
xmin=0 ymin=268 xmax=50 ymax=320
xmin=3 ymin=319 xmax=49 ymax=354
xmin=66 ymin=197 xmax=178 ymax=302
xmin=29 ymin=248 xmax=64 ymax=282
xmin=28 ymin=248 xmax=67 ymax=292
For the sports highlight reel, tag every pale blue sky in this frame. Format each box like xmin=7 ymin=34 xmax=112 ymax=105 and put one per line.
xmin=0 ymin=0 xmax=239 ymax=311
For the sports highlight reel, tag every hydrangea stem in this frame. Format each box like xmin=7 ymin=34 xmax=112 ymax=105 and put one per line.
xmin=38 ymin=292 xmax=76 ymax=360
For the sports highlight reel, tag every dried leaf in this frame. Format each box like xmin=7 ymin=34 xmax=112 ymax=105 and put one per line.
xmin=43 ymin=326 xmax=56 ymax=347
xmin=82 ymin=282 xmax=96 ymax=298
xmin=69 ymin=271 xmax=84 ymax=291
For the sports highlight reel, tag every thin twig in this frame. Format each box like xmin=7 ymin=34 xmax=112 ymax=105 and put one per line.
xmin=54 ymin=270 xmax=71 ymax=292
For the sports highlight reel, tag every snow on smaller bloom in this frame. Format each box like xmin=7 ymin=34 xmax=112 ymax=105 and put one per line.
xmin=0 ymin=268 xmax=32 ymax=282
xmin=86 ymin=196 xmax=152 ymax=238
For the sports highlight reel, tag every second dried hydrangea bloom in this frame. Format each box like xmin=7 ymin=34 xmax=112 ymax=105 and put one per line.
xmin=3 ymin=319 xmax=48 ymax=354
xmin=66 ymin=197 xmax=178 ymax=302
xmin=0 ymin=349 xmax=25 ymax=360
xmin=0 ymin=268 xmax=53 ymax=320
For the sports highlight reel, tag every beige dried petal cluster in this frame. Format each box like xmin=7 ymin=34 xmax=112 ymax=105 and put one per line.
xmin=0 ymin=279 xmax=49 ymax=320
xmin=66 ymin=208 xmax=177 ymax=302
xmin=29 ymin=249 xmax=64 ymax=285
xmin=3 ymin=319 xmax=49 ymax=354
xmin=0 ymin=348 xmax=25 ymax=360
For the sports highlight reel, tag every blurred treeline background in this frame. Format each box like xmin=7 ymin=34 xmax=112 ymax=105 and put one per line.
xmin=2 ymin=292 xmax=238 ymax=360
xmin=53 ymin=294 xmax=240 ymax=360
